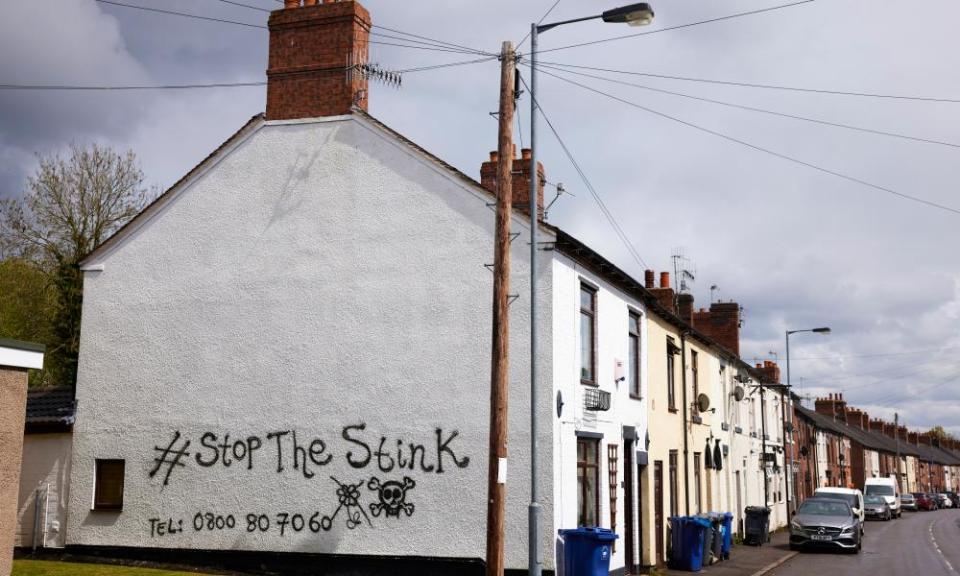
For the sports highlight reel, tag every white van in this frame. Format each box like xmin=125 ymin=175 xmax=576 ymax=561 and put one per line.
xmin=864 ymin=477 xmax=901 ymax=518
xmin=815 ymin=487 xmax=865 ymax=533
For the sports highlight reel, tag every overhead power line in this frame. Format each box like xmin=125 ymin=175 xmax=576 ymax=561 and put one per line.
xmin=536 ymin=62 xmax=960 ymax=149
xmin=517 ymin=72 xmax=649 ymax=271
xmin=370 ymin=24 xmax=493 ymax=57
xmin=95 ymin=0 xmax=493 ymax=56
xmin=95 ymin=0 xmax=265 ymax=28
xmin=529 ymin=64 xmax=960 ymax=216
xmin=536 ymin=60 xmax=960 ymax=104
xmin=0 ymin=56 xmax=495 ymax=92
xmin=0 ymin=81 xmax=267 ymax=91
xmin=536 ymin=0 xmax=815 ymax=55
xmin=212 ymin=0 xmax=270 ymax=13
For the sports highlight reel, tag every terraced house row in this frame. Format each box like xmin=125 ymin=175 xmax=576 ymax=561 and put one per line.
xmin=792 ymin=393 xmax=960 ymax=498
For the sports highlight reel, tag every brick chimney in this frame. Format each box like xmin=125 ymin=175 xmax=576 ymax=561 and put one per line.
xmin=919 ymin=432 xmax=933 ymax=446
xmin=677 ymin=293 xmax=694 ymax=325
xmin=908 ymin=431 xmax=919 ymax=445
xmin=647 ymin=272 xmax=676 ymax=314
xmin=756 ymin=360 xmax=781 ymax=384
xmin=692 ymin=302 xmax=741 ymax=358
xmin=815 ymin=393 xmax=846 ymax=421
xmin=480 ymin=148 xmax=545 ymax=219
xmin=870 ymin=418 xmax=887 ymax=435
xmin=267 ymin=0 xmax=371 ymax=120
xmin=845 ymin=408 xmax=868 ymax=429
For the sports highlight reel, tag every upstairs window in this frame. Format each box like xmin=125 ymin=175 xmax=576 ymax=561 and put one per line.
xmin=580 ymin=284 xmax=597 ymax=384
xmin=628 ymin=311 xmax=641 ymax=398
xmin=667 ymin=338 xmax=679 ymax=411
xmin=691 ymin=350 xmax=700 ymax=412
xmin=94 ymin=459 xmax=125 ymax=510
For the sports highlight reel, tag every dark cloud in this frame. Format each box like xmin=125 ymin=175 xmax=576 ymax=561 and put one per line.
xmin=1 ymin=0 xmax=958 ymax=431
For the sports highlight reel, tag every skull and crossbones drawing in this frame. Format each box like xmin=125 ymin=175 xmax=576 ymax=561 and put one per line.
xmin=368 ymin=476 xmax=416 ymax=518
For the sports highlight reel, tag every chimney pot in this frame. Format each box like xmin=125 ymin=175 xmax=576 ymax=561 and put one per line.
xmin=521 ymin=148 xmax=532 ymax=160
xmin=489 ymin=151 xmax=498 ymax=162
xmin=660 ymin=272 xmax=670 ymax=289
xmin=644 ymin=270 xmax=655 ymax=289
xmin=285 ymin=0 xmax=299 ymax=7
xmin=304 ymin=0 xmax=319 ymax=5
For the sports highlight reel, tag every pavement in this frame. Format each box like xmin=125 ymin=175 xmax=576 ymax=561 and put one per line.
xmin=659 ymin=530 xmax=797 ymax=576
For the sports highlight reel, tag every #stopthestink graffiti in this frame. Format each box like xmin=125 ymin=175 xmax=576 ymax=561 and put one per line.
xmin=145 ymin=423 xmax=469 ymax=538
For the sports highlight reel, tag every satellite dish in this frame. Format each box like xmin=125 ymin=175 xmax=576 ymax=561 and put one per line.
xmin=733 ymin=386 xmax=745 ymax=402
xmin=696 ymin=393 xmax=711 ymax=413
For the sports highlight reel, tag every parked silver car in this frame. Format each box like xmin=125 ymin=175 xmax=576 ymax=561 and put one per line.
xmin=790 ymin=498 xmax=862 ymax=553
xmin=900 ymin=493 xmax=918 ymax=511
xmin=864 ymin=494 xmax=892 ymax=520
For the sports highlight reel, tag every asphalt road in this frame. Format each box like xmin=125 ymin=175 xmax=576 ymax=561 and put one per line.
xmin=772 ymin=508 xmax=960 ymax=576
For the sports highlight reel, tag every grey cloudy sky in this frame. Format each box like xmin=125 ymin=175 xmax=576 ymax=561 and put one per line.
xmin=2 ymin=0 xmax=959 ymax=433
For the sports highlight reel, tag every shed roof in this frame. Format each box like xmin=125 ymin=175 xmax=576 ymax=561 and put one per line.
xmin=25 ymin=387 xmax=75 ymax=433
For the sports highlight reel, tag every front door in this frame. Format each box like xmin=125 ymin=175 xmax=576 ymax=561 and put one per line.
xmin=624 ymin=442 xmax=635 ymax=574
xmin=736 ymin=470 xmax=743 ymax=534
xmin=654 ymin=460 xmax=664 ymax=566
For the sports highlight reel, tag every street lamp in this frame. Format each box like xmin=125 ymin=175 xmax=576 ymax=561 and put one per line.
xmin=527 ymin=6 xmax=654 ymax=576
xmin=784 ymin=326 xmax=831 ymax=513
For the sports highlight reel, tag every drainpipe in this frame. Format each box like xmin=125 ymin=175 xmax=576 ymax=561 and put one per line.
xmin=32 ymin=487 xmax=42 ymax=552
xmin=760 ymin=386 xmax=768 ymax=507
xmin=681 ymin=332 xmax=690 ymax=516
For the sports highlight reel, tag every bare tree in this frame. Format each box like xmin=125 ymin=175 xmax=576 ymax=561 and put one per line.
xmin=1 ymin=144 xmax=151 ymax=386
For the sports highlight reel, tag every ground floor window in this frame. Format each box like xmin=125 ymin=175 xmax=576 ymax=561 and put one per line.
xmin=669 ymin=450 xmax=679 ymax=517
xmin=694 ymin=453 xmax=702 ymax=514
xmin=578 ymin=438 xmax=600 ymax=526
xmin=94 ymin=459 xmax=125 ymax=510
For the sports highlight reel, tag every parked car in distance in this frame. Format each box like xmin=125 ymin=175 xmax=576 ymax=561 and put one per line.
xmin=815 ymin=487 xmax=865 ymax=533
xmin=937 ymin=493 xmax=953 ymax=509
xmin=863 ymin=495 xmax=892 ymax=521
xmin=945 ymin=492 xmax=959 ymax=508
xmin=865 ymin=477 xmax=901 ymax=518
xmin=900 ymin=493 xmax=918 ymax=511
xmin=913 ymin=492 xmax=938 ymax=511
xmin=790 ymin=497 xmax=862 ymax=553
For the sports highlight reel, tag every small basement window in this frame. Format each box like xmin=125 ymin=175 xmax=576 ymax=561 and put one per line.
xmin=94 ymin=459 xmax=125 ymax=510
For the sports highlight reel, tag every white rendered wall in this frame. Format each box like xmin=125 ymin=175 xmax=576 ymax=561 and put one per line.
xmin=68 ymin=116 xmax=555 ymax=569
xmin=16 ymin=433 xmax=72 ymax=548
xmin=551 ymin=254 xmax=648 ymax=573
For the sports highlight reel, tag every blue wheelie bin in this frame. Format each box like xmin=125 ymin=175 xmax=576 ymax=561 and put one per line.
xmin=687 ymin=517 xmax=711 ymax=571
xmin=721 ymin=512 xmax=734 ymax=559
xmin=668 ymin=517 xmax=687 ymax=568
xmin=557 ymin=527 xmax=618 ymax=576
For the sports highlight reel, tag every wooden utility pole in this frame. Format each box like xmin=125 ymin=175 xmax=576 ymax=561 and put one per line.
xmin=485 ymin=40 xmax=516 ymax=576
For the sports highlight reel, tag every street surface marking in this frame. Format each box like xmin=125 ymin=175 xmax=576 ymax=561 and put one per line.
xmin=929 ymin=520 xmax=958 ymax=575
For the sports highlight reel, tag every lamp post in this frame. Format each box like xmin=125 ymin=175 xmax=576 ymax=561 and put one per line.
xmin=527 ymin=6 xmax=653 ymax=575
xmin=784 ymin=327 xmax=830 ymax=512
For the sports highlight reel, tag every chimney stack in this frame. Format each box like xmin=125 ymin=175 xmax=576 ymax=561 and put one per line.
xmin=692 ymin=301 xmax=741 ymax=358
xmin=756 ymin=360 xmax=780 ymax=384
xmin=677 ymin=293 xmax=694 ymax=325
xmin=480 ymin=148 xmax=545 ymax=219
xmin=647 ymin=271 xmax=676 ymax=314
xmin=845 ymin=408 xmax=869 ymax=430
xmin=267 ymin=0 xmax=372 ymax=120
xmin=815 ymin=393 xmax=846 ymax=420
